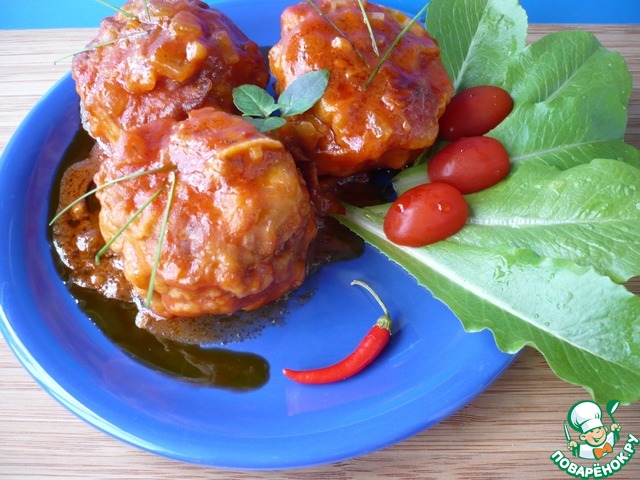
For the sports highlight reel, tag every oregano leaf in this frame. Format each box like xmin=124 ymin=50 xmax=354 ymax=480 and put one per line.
xmin=278 ymin=69 xmax=330 ymax=116
xmin=244 ymin=116 xmax=287 ymax=133
xmin=233 ymin=85 xmax=279 ymax=118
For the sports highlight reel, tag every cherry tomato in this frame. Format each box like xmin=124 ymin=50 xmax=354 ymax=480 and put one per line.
xmin=428 ymin=136 xmax=511 ymax=194
xmin=439 ymin=86 xmax=513 ymax=142
xmin=384 ymin=182 xmax=468 ymax=247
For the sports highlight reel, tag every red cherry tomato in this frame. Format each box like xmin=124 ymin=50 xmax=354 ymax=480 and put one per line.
xmin=428 ymin=136 xmax=511 ymax=194
xmin=439 ymin=86 xmax=513 ymax=142
xmin=384 ymin=182 xmax=468 ymax=247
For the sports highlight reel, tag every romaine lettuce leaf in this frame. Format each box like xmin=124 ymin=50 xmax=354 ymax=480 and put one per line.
xmin=426 ymin=0 xmax=527 ymax=90
xmin=339 ymin=0 xmax=640 ymax=402
xmin=490 ymin=93 xmax=639 ymax=169
xmin=338 ymin=205 xmax=640 ymax=404
xmin=453 ymin=159 xmax=640 ymax=283
xmin=392 ymin=159 xmax=640 ymax=283
xmin=504 ymin=30 xmax=632 ymax=105
xmin=494 ymin=39 xmax=637 ymax=168
xmin=427 ymin=0 xmax=639 ymax=170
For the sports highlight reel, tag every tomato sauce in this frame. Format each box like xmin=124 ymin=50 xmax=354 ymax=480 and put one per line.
xmin=49 ymin=129 xmax=369 ymax=391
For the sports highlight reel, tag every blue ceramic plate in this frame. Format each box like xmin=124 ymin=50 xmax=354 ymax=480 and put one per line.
xmin=0 ymin=0 xmax=514 ymax=469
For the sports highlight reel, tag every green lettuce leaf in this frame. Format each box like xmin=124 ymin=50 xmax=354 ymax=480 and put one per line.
xmin=338 ymin=205 xmax=640 ymax=404
xmin=426 ymin=0 xmax=528 ymax=91
xmin=491 ymin=30 xmax=637 ymax=168
xmin=490 ymin=93 xmax=639 ymax=169
xmin=392 ymin=160 xmax=640 ymax=283
xmin=338 ymin=0 xmax=640 ymax=402
xmin=426 ymin=0 xmax=638 ymax=169
xmin=455 ymin=159 xmax=640 ymax=283
xmin=503 ymin=30 xmax=632 ymax=106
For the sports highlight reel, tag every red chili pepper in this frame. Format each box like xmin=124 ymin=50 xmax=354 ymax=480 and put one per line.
xmin=283 ymin=280 xmax=392 ymax=384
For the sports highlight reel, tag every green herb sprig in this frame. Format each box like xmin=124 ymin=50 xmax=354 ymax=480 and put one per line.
xmin=147 ymin=172 xmax=177 ymax=308
xmin=51 ymin=165 xmax=176 ymax=310
xmin=94 ymin=0 xmax=138 ymax=19
xmin=365 ymin=3 xmax=429 ymax=87
xmin=305 ymin=0 xmax=370 ymax=67
xmin=356 ymin=0 xmax=379 ymax=56
xmin=232 ymin=69 xmax=330 ymax=132
xmin=54 ymin=0 xmax=152 ymax=64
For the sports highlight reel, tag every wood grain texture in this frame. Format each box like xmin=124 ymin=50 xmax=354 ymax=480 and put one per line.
xmin=1 ymin=26 xmax=639 ymax=479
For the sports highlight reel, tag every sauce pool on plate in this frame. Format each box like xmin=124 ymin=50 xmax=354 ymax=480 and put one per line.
xmin=49 ymin=129 xmax=367 ymax=391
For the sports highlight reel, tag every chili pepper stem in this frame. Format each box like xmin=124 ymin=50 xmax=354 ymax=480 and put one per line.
xmin=351 ymin=279 xmax=390 ymax=318
xmin=375 ymin=313 xmax=392 ymax=332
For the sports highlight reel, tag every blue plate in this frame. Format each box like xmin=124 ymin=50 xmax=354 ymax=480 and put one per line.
xmin=3 ymin=0 xmax=640 ymax=28
xmin=0 ymin=0 xmax=514 ymax=469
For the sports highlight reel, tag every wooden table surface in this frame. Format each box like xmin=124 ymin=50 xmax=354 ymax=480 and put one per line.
xmin=1 ymin=26 xmax=639 ymax=480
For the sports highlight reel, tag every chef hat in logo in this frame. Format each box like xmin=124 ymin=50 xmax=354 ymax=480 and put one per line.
xmin=568 ymin=401 xmax=604 ymax=434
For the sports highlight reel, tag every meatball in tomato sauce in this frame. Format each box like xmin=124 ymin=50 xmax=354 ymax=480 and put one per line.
xmin=94 ymin=108 xmax=316 ymax=318
xmin=269 ymin=0 xmax=453 ymax=177
xmin=72 ymin=0 xmax=269 ymax=148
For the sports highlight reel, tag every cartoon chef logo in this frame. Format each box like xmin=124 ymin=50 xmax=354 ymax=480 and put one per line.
xmin=551 ymin=400 xmax=638 ymax=478
xmin=565 ymin=400 xmax=621 ymax=460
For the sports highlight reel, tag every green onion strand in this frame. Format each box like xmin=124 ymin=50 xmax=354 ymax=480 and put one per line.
xmin=305 ymin=0 xmax=370 ymax=67
xmin=94 ymin=183 xmax=167 ymax=264
xmin=142 ymin=0 xmax=151 ymax=22
xmin=93 ymin=0 xmax=138 ymax=19
xmin=55 ymin=0 xmax=153 ymax=64
xmin=50 ymin=165 xmax=175 ymax=225
xmin=146 ymin=172 xmax=177 ymax=308
xmin=53 ymin=30 xmax=149 ymax=64
xmin=365 ymin=3 xmax=429 ymax=88
xmin=54 ymin=37 xmax=120 ymax=64
xmin=356 ymin=0 xmax=379 ymax=56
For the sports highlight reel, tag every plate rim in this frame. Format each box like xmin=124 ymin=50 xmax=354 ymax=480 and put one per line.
xmin=0 ymin=0 xmax=517 ymax=469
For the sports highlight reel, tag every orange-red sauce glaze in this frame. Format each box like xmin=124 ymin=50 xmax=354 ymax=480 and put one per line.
xmin=50 ymin=128 xmax=364 ymax=390
xmin=72 ymin=0 xmax=269 ymax=147
xmin=51 ymin=129 xmax=367 ymax=343
xmin=51 ymin=0 xmax=454 ymax=387
xmin=270 ymin=0 xmax=453 ymax=177
xmin=94 ymin=108 xmax=317 ymax=318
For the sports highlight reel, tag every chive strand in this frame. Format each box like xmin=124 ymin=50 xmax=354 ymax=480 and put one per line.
xmin=365 ymin=3 xmax=429 ymax=87
xmin=146 ymin=173 xmax=177 ymax=308
xmin=356 ymin=0 xmax=379 ymax=56
xmin=94 ymin=183 xmax=167 ymax=264
xmin=54 ymin=30 xmax=149 ymax=64
xmin=93 ymin=0 xmax=138 ymax=19
xmin=54 ymin=37 xmax=120 ymax=64
xmin=142 ymin=0 xmax=151 ymax=22
xmin=305 ymin=0 xmax=370 ymax=67
xmin=50 ymin=165 xmax=175 ymax=225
